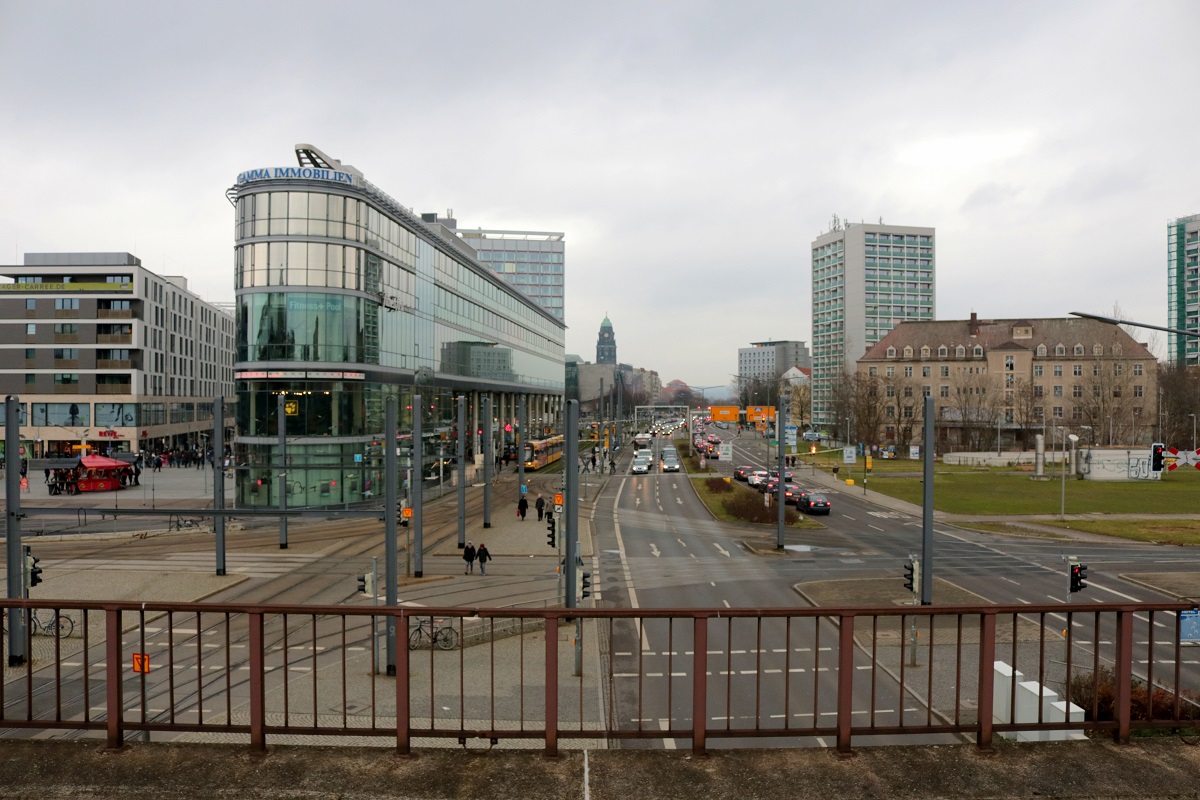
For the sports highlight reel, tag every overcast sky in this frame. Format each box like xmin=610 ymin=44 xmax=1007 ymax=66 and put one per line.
xmin=2 ymin=1 xmax=1196 ymax=392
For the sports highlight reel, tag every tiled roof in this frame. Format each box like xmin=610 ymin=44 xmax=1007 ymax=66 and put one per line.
xmin=860 ymin=317 xmax=1154 ymax=361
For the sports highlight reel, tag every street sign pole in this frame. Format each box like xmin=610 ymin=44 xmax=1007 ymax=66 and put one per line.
xmin=385 ymin=396 xmax=399 ymax=672
xmin=921 ymin=396 xmax=934 ymax=605
xmin=457 ymin=395 xmax=466 ymax=549
xmin=565 ymin=400 xmax=579 ymax=611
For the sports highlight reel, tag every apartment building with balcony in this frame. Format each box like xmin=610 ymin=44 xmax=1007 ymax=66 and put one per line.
xmin=0 ymin=252 xmax=234 ymax=458
xmin=1167 ymin=213 xmax=1200 ymax=365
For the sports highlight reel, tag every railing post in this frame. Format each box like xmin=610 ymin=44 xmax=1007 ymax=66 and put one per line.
xmin=692 ymin=615 xmax=708 ymax=755
xmin=836 ymin=613 xmax=855 ymax=755
xmin=544 ymin=615 xmax=558 ymax=756
xmin=396 ymin=611 xmax=411 ymax=755
xmin=1113 ymin=608 xmax=1134 ymax=744
xmin=977 ymin=612 xmax=996 ymax=752
xmin=248 ymin=612 xmax=266 ymax=752
xmin=105 ymin=608 xmax=124 ymax=751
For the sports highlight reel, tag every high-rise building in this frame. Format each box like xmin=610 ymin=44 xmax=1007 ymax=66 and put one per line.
xmin=737 ymin=340 xmax=811 ymax=383
xmin=453 ymin=224 xmax=566 ymax=321
xmin=596 ymin=316 xmax=617 ymax=364
xmin=1167 ymin=213 xmax=1200 ymax=365
xmin=0 ymin=251 xmax=234 ymax=457
xmin=811 ymin=221 xmax=935 ymax=430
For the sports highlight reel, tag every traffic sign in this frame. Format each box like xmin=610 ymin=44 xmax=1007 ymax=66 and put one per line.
xmin=402 ymin=507 xmax=413 ymax=519
xmin=554 ymin=504 xmax=563 ymax=514
xmin=842 ymin=446 xmax=857 ymax=465
xmin=554 ymin=493 xmax=563 ymax=505
xmin=132 ymin=653 xmax=151 ymax=673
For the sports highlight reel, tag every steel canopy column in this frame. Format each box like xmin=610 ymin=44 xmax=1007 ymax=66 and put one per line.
xmin=385 ymin=396 xmax=399 ymax=671
xmin=213 ymin=396 xmax=226 ymax=576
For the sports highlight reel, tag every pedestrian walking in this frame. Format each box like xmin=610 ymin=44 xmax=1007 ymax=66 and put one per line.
xmin=517 ymin=495 xmax=528 ymax=521
xmin=590 ymin=454 xmax=598 ymax=472
xmin=535 ymin=493 xmax=545 ymax=521
xmin=609 ymin=456 xmax=616 ymax=474
xmin=463 ymin=541 xmax=477 ymax=574
xmin=476 ymin=543 xmax=491 ymax=576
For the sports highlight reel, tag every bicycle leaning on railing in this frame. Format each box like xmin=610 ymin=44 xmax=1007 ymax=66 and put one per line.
xmin=3 ymin=608 xmax=75 ymax=638
xmin=407 ymin=616 xmax=458 ymax=650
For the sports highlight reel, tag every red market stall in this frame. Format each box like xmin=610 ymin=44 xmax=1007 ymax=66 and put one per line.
xmin=49 ymin=455 xmax=135 ymax=495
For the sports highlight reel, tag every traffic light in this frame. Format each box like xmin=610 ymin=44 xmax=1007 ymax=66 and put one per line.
xmin=546 ymin=516 xmax=556 ymax=548
xmin=902 ymin=557 xmax=920 ymax=594
xmin=581 ymin=572 xmax=592 ymax=599
xmin=25 ymin=548 xmax=42 ymax=588
xmin=357 ymin=572 xmax=375 ymax=595
xmin=810 ymin=445 xmax=817 ymax=454
xmin=1069 ymin=561 xmax=1088 ymax=593
xmin=1150 ymin=442 xmax=1165 ymax=473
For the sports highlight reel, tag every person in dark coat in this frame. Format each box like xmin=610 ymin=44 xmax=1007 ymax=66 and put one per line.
xmin=463 ymin=541 xmax=477 ymax=574
xmin=535 ymin=494 xmax=545 ymax=521
xmin=476 ymin=543 xmax=491 ymax=576
xmin=517 ymin=495 xmax=528 ymax=521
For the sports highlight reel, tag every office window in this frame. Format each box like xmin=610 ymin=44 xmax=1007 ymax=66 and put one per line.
xmin=26 ymin=323 xmax=35 ymax=335
xmin=1073 ymin=364 xmax=1082 ymax=376
xmin=1053 ymin=365 xmax=1063 ymax=377
xmin=25 ymin=299 xmax=35 ymax=310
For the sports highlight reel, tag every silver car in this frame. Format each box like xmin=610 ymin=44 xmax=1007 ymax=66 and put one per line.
xmin=631 ymin=457 xmax=650 ymax=475
xmin=662 ymin=458 xmax=681 ymax=473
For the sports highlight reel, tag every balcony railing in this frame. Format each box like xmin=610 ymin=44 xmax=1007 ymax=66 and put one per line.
xmin=1 ymin=599 xmax=1195 ymax=755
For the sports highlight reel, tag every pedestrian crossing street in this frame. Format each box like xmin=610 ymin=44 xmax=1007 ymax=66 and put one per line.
xmin=47 ymin=552 xmax=325 ymax=578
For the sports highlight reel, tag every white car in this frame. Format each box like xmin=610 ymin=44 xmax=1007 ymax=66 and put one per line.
xmin=747 ymin=470 xmax=769 ymax=487
xmin=631 ymin=458 xmax=650 ymax=475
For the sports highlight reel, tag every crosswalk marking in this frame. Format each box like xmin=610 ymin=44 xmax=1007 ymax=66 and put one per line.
xmin=48 ymin=552 xmax=325 ymax=578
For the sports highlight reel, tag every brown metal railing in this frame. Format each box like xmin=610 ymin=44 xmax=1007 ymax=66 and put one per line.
xmin=2 ymin=599 xmax=1197 ymax=754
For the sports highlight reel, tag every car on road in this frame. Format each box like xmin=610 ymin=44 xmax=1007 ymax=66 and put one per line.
xmin=662 ymin=458 xmax=681 ymax=473
xmin=734 ymin=465 xmax=755 ymax=481
xmin=769 ymin=468 xmax=795 ymax=482
xmin=782 ymin=483 xmax=805 ymax=505
xmin=631 ymin=457 xmax=650 ymax=475
xmin=802 ymin=493 xmax=831 ymax=514
xmin=747 ymin=470 xmax=769 ymax=487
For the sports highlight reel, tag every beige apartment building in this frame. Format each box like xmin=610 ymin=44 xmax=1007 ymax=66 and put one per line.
xmin=853 ymin=314 xmax=1157 ymax=452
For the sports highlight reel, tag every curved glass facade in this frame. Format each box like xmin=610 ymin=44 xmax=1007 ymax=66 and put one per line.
xmin=231 ymin=157 xmax=564 ymax=508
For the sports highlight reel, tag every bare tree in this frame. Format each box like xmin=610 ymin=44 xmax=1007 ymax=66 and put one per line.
xmin=949 ymin=367 xmax=1001 ymax=451
xmin=851 ymin=373 xmax=887 ymax=448
xmin=789 ymin=383 xmax=811 ymax=430
xmin=1010 ymin=378 xmax=1040 ymax=450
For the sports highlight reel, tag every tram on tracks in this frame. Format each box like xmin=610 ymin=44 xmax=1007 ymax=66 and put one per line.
xmin=523 ymin=435 xmax=564 ymax=470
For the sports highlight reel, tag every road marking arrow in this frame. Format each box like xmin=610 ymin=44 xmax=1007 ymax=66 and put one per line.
xmin=713 ymin=543 xmax=730 ymax=558
xmin=650 ymin=543 xmax=660 ymax=558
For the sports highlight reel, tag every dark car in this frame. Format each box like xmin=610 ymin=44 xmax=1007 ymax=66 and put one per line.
xmin=782 ymin=483 xmax=804 ymax=504
xmin=803 ymin=493 xmax=831 ymax=514
xmin=769 ymin=468 xmax=795 ymax=482
xmin=734 ymin=465 xmax=755 ymax=481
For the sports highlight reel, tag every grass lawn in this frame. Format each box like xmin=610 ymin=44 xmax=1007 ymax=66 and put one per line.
xmin=864 ymin=466 xmax=1200 ymax=516
xmin=1038 ymin=519 xmax=1200 ymax=546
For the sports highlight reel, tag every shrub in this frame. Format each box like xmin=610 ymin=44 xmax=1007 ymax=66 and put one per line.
xmin=1069 ymin=664 xmax=1200 ymax=723
xmin=706 ymin=477 xmax=733 ymax=494
xmin=721 ymin=487 xmax=799 ymax=525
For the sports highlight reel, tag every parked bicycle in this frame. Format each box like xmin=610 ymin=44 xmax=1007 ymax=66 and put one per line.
xmin=2 ymin=608 xmax=75 ymax=638
xmin=407 ymin=617 xmax=458 ymax=650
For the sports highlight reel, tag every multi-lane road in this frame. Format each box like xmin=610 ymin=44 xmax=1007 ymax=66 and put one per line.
xmin=591 ymin=429 xmax=1197 ymax=748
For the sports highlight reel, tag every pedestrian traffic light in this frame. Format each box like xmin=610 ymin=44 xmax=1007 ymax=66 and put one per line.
xmin=1150 ymin=442 xmax=1165 ymax=473
xmin=1069 ymin=561 xmax=1088 ymax=593
xmin=357 ymin=572 xmax=375 ymax=595
xmin=902 ymin=557 xmax=919 ymax=594
xmin=810 ymin=445 xmax=817 ymax=454
xmin=25 ymin=549 xmax=42 ymax=588
xmin=581 ymin=572 xmax=592 ymax=599
xmin=546 ymin=517 xmax=556 ymax=548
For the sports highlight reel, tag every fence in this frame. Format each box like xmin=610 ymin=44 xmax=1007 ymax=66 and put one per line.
xmin=2 ymin=599 xmax=1197 ymax=755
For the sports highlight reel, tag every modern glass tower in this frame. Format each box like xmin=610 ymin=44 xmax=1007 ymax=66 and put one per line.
xmin=1167 ymin=213 xmax=1200 ymax=365
xmin=229 ymin=144 xmax=565 ymax=507
xmin=810 ymin=222 xmax=935 ymax=431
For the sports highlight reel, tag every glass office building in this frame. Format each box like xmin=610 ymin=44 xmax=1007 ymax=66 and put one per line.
xmin=229 ymin=145 xmax=565 ymax=507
